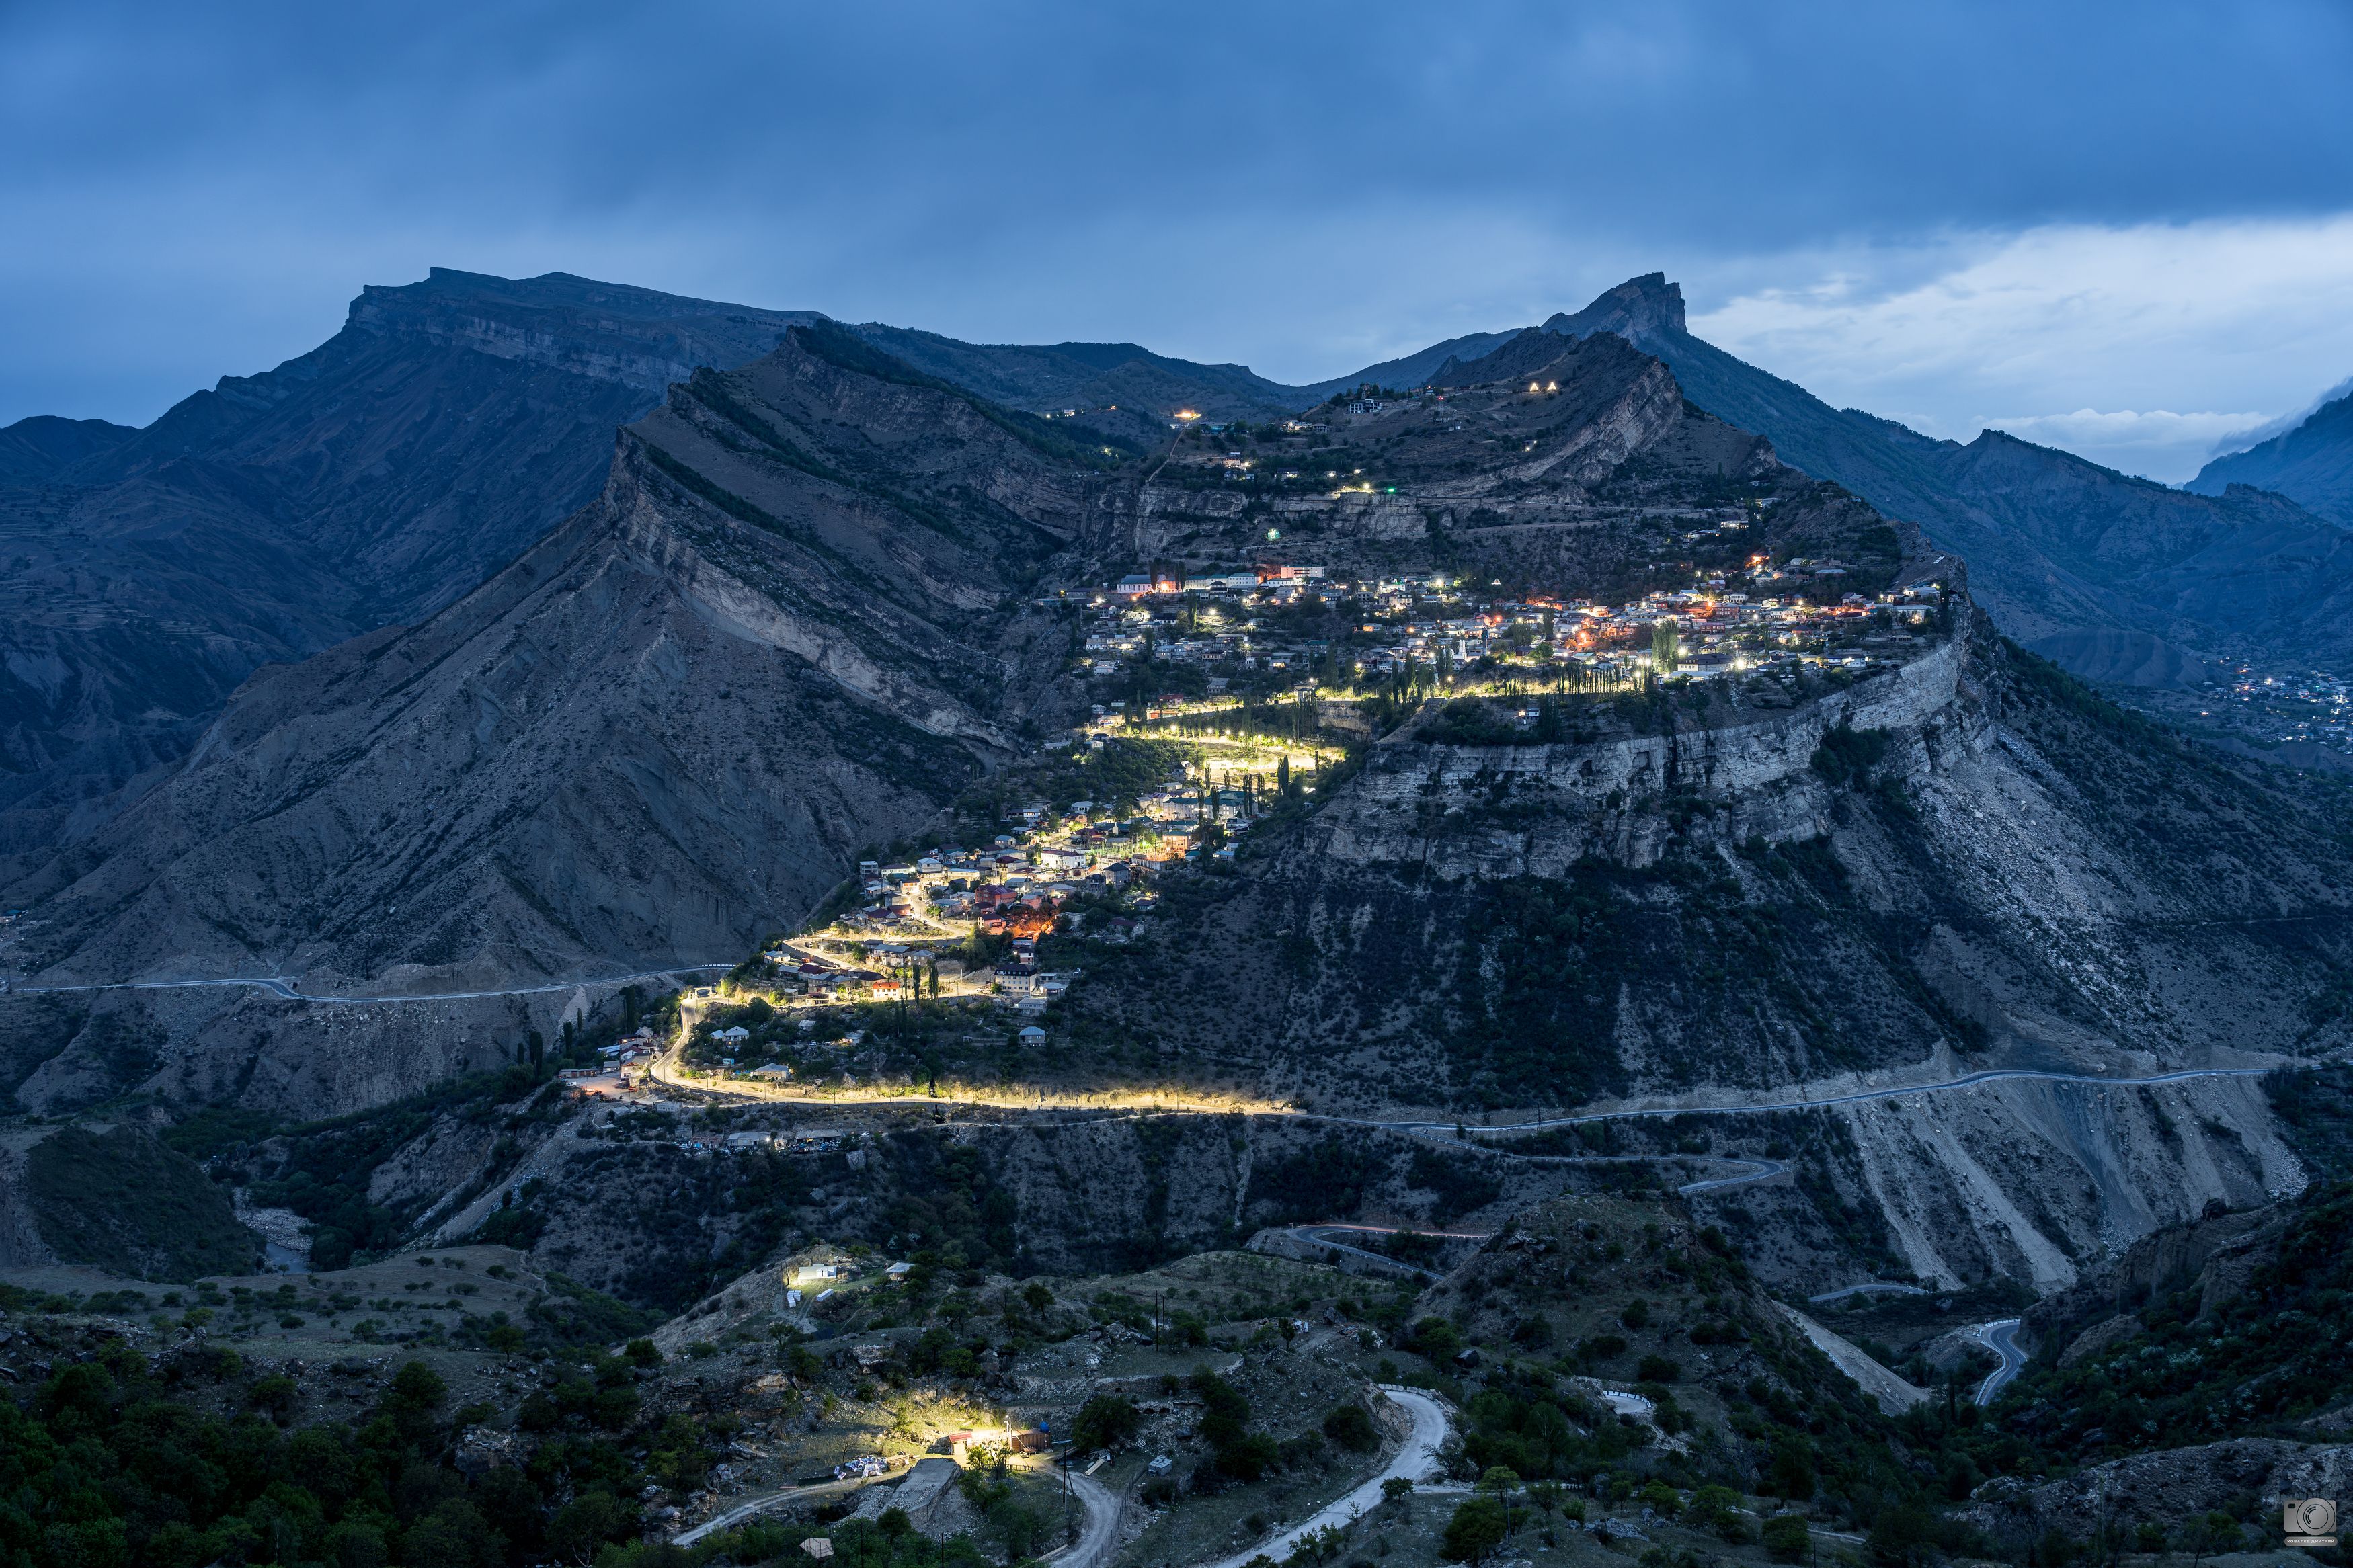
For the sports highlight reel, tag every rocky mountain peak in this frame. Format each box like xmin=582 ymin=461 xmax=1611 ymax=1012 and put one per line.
xmin=1541 ymin=271 xmax=1689 ymax=343
xmin=344 ymin=269 xmax=818 ymax=394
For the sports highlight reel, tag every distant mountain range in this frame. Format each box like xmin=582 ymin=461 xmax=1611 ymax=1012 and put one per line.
xmin=5 ymin=323 xmax=1106 ymax=986
xmin=0 ymin=270 xmax=815 ymax=868
xmin=1526 ymin=274 xmax=2353 ymax=692
xmin=2188 ymin=381 xmax=2353 ymax=527
xmin=8 ymin=265 xmax=2353 ymax=873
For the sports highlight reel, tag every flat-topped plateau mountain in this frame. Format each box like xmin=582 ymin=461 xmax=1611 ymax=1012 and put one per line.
xmin=5 ymin=325 xmax=1115 ymax=994
xmin=9 ymin=274 xmax=2353 ymax=1568
xmin=0 ymin=270 xmax=816 ymax=866
xmin=6 ymin=302 xmax=2348 ymax=1206
xmin=15 ymin=263 xmax=2353 ymax=882
xmin=0 ymin=274 xmax=1370 ymax=868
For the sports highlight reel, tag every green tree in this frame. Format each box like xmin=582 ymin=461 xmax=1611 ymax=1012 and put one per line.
xmin=549 ymin=1494 xmax=626 ymax=1566
xmin=399 ymin=1500 xmax=502 ymax=1568
xmin=1321 ymin=1403 xmax=1378 ymax=1452
xmin=1768 ymin=1440 xmax=1817 ymax=1501
xmin=1691 ymin=1485 xmax=1749 ymax=1542
xmin=1761 ymin=1514 xmax=1811 ymax=1563
xmin=1866 ymin=1503 xmax=1937 ymax=1568
xmin=1442 ymin=1496 xmax=1509 ymax=1566
xmin=326 ymin=1520 xmax=390 ymax=1568
xmin=1072 ymin=1395 xmax=1143 ymax=1452
xmin=2187 ymin=1511 xmax=2242 ymax=1568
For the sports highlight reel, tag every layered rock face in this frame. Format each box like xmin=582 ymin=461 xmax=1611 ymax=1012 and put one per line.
xmin=3 ymin=327 xmax=1100 ymax=994
xmin=5 ymin=280 xmax=2349 ymax=1308
xmin=0 ymin=270 xmax=814 ymax=862
xmin=1072 ymin=605 xmax=2350 ymax=1287
xmin=1314 ymin=633 xmax=1970 ymax=876
xmin=1823 ymin=1072 xmax=2300 ymax=1292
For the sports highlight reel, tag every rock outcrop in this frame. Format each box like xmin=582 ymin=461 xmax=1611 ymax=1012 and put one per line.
xmin=2020 ymin=1201 xmax=2294 ymax=1357
xmin=1957 ymin=1439 xmax=2353 ymax=1544
xmin=3 ymin=326 xmax=1100 ymax=994
xmin=0 ymin=270 xmax=815 ymax=863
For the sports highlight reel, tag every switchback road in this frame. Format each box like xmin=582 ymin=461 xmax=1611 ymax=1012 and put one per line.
xmin=672 ymin=1477 xmax=865 ymax=1546
xmin=640 ymin=1043 xmax=2278 ymax=1139
xmin=28 ymin=967 xmax=2278 ymax=1145
xmin=1199 ymin=1387 xmax=1450 ymax=1568
xmin=1382 ymin=1149 xmax=1790 ymax=1196
xmin=1265 ymin=1223 xmax=1493 ymax=1280
xmin=1971 ymin=1318 xmax=2026 ymax=1406
xmin=1808 ymin=1282 xmax=1931 ymax=1305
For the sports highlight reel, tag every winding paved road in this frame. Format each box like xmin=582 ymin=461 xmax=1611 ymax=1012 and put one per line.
xmin=1971 ymin=1318 xmax=2026 ymax=1406
xmin=10 ymin=956 xmax=2272 ymax=1124
xmin=1044 ymin=1469 xmax=1122 ymax=1568
xmin=630 ymin=1034 xmax=2278 ymax=1148
xmin=1338 ymin=1066 xmax=2276 ymax=1138
xmin=1808 ymin=1282 xmax=1931 ymax=1305
xmin=1672 ymin=1156 xmax=1786 ymax=1194
xmin=672 ymin=1477 xmax=865 ymax=1546
xmin=1199 ymin=1387 xmax=1451 ymax=1568
xmin=1273 ymin=1223 xmax=1494 ymax=1280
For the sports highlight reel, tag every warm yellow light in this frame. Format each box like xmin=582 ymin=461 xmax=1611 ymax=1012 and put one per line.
xmin=1175 ymin=409 xmax=1201 ymax=421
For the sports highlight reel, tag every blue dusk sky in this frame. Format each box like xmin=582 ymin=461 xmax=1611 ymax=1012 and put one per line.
xmin=5 ymin=0 xmax=2352 ymax=479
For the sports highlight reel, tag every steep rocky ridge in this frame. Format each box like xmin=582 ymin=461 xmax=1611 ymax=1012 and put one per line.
xmin=0 ymin=270 xmax=815 ymax=862
xmin=846 ymin=325 xmax=1305 ymax=421
xmin=2190 ymin=382 xmax=2353 ymax=526
xmin=1 ymin=325 xmax=1106 ymax=992
xmin=7 ymin=286 xmax=2352 ymax=1317
xmin=1082 ymin=611 xmax=2353 ymax=1104
xmin=0 ymin=270 xmax=1433 ymax=862
xmin=1529 ymin=274 xmax=2353 ymax=688
xmin=1067 ymin=610 xmax=2346 ymax=1286
xmin=1114 ymin=329 xmax=1827 ymax=600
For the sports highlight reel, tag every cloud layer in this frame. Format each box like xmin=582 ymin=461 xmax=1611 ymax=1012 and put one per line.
xmin=4 ymin=0 xmax=2352 ymax=484
xmin=1691 ymin=218 xmax=2353 ymax=479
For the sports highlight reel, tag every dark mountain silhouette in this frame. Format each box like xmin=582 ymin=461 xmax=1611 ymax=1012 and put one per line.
xmin=0 ymin=416 xmax=136 ymax=484
xmin=0 ymin=270 xmax=818 ymax=864
xmin=8 ymin=262 xmax=2349 ymax=888
xmin=0 ymin=273 xmax=1359 ymax=866
xmin=5 ymin=324 xmax=1103 ymax=987
xmin=2189 ymin=384 xmax=2353 ymax=527
xmin=847 ymin=325 xmax=1303 ymax=419
xmin=1293 ymin=329 xmax=1521 ymax=399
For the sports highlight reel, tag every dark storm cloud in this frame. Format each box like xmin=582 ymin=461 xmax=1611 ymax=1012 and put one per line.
xmin=5 ymin=0 xmax=2351 ymax=431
